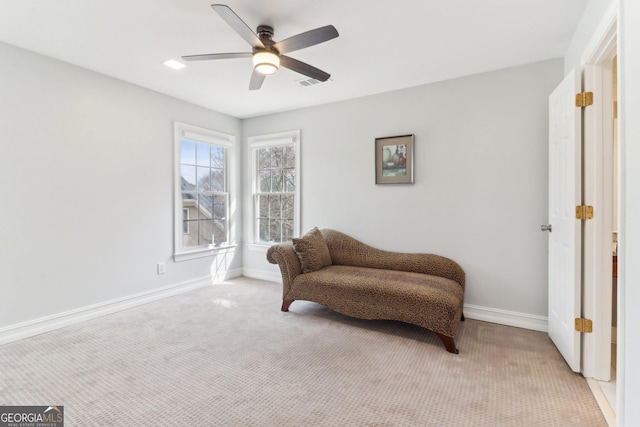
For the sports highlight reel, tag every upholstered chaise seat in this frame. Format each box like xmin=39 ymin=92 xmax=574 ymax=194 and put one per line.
xmin=266 ymin=228 xmax=466 ymax=353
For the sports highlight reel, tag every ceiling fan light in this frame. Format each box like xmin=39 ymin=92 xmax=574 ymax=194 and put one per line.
xmin=253 ymin=51 xmax=280 ymax=75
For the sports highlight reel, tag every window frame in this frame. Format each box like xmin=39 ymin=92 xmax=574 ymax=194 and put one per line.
xmin=174 ymin=122 xmax=236 ymax=262
xmin=248 ymin=130 xmax=301 ymax=246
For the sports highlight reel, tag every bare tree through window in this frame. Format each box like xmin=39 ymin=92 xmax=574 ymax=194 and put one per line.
xmin=255 ymin=144 xmax=296 ymax=243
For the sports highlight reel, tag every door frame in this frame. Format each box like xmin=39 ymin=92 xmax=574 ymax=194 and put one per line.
xmin=580 ymin=13 xmax=617 ymax=381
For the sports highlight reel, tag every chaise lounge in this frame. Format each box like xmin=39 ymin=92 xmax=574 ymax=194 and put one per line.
xmin=266 ymin=228 xmax=466 ymax=353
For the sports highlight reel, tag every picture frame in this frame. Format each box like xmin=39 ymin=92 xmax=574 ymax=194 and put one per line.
xmin=375 ymin=134 xmax=414 ymax=184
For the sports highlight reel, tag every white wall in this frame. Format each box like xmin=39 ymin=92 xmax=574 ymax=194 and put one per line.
xmin=0 ymin=41 xmax=242 ymax=331
xmin=242 ymin=59 xmax=563 ymax=321
xmin=620 ymin=1 xmax=640 ymax=424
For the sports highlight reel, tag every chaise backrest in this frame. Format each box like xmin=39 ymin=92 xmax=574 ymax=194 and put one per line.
xmin=320 ymin=229 xmax=465 ymax=289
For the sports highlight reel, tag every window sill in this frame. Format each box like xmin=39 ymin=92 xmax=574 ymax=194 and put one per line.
xmin=246 ymin=242 xmax=293 ymax=253
xmin=174 ymin=244 xmax=238 ymax=263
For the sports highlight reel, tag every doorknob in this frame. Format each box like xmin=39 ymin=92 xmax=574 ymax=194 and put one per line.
xmin=541 ymin=224 xmax=552 ymax=232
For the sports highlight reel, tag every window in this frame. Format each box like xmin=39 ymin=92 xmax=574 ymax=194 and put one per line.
xmin=183 ymin=208 xmax=189 ymax=234
xmin=249 ymin=130 xmax=300 ymax=244
xmin=175 ymin=123 xmax=234 ymax=259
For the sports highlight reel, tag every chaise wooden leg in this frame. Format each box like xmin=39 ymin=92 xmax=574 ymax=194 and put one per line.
xmin=435 ymin=332 xmax=459 ymax=354
xmin=461 ymin=313 xmax=465 ymax=321
xmin=281 ymin=299 xmax=294 ymax=312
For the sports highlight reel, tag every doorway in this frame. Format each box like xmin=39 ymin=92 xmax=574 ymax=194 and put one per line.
xmin=593 ymin=53 xmax=618 ymax=418
xmin=581 ymin=45 xmax=619 ymax=426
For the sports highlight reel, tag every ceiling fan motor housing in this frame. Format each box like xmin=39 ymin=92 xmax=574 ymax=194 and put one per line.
xmin=257 ymin=25 xmax=275 ymax=42
xmin=254 ymin=25 xmax=278 ymax=54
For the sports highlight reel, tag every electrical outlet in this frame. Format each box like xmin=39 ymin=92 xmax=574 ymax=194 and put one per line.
xmin=157 ymin=262 xmax=166 ymax=275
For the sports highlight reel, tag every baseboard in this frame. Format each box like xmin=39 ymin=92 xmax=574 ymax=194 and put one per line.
xmin=242 ymin=267 xmax=281 ymax=283
xmin=587 ymin=378 xmax=616 ymax=427
xmin=0 ymin=276 xmax=213 ymax=346
xmin=463 ymin=304 xmax=548 ymax=332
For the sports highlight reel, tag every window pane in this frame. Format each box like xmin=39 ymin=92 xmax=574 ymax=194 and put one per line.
xmin=183 ymin=220 xmax=199 ymax=248
xmin=270 ymin=146 xmax=283 ymax=168
xmin=196 ymin=166 xmax=210 ymax=191
xmin=182 ymin=199 xmax=198 ymax=247
xmin=259 ymin=218 xmax=269 ymax=241
xmin=282 ymin=220 xmax=294 ymax=241
xmin=284 ymin=168 xmax=295 ymax=192
xmin=196 ymin=143 xmax=210 ymax=166
xmin=182 ymin=196 xmax=198 ymax=216
xmin=271 ymin=170 xmax=283 ymax=192
xmin=211 ymin=146 xmax=224 ymax=168
xmin=211 ymin=168 xmax=224 ymax=192
xmin=181 ymin=165 xmax=196 ymax=189
xmin=269 ymin=219 xmax=282 ymax=242
xmin=198 ymin=194 xmax=212 ymax=219
xmin=269 ymin=195 xmax=281 ymax=219
xmin=258 ymin=148 xmax=270 ymax=171
xmin=258 ymin=195 xmax=269 ymax=218
xmin=181 ymin=139 xmax=196 ymax=165
xmin=259 ymin=170 xmax=271 ymax=192
xmin=198 ymin=219 xmax=213 ymax=245
xmin=282 ymin=195 xmax=294 ymax=219
xmin=213 ymin=219 xmax=227 ymax=244
xmin=213 ymin=195 xmax=226 ymax=219
xmin=183 ymin=209 xmax=190 ymax=234
xmin=284 ymin=145 xmax=295 ymax=168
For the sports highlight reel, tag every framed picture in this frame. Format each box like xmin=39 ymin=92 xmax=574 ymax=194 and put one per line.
xmin=375 ymin=134 xmax=414 ymax=184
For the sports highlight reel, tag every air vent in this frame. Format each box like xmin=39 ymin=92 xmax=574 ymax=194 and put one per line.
xmin=296 ymin=77 xmax=332 ymax=87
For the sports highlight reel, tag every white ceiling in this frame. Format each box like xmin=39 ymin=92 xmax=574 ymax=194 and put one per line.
xmin=0 ymin=0 xmax=589 ymax=119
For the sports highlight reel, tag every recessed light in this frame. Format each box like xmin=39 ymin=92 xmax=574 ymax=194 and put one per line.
xmin=163 ymin=59 xmax=186 ymax=70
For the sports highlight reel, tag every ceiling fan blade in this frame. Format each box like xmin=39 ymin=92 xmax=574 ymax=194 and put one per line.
xmin=274 ymin=25 xmax=339 ymax=54
xmin=182 ymin=52 xmax=252 ymax=61
xmin=249 ymin=70 xmax=266 ymax=90
xmin=211 ymin=4 xmax=264 ymax=48
xmin=280 ymin=55 xmax=331 ymax=81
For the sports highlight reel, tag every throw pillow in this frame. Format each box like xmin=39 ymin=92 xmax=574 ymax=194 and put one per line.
xmin=292 ymin=227 xmax=332 ymax=273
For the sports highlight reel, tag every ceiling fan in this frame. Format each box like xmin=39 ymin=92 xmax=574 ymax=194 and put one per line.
xmin=182 ymin=4 xmax=339 ymax=90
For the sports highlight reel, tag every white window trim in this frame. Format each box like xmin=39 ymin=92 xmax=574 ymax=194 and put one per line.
xmin=248 ymin=130 xmax=301 ymax=247
xmin=174 ymin=122 xmax=237 ymax=262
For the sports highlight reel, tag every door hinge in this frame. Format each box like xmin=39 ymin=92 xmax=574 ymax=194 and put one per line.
xmin=576 ymin=92 xmax=594 ymax=107
xmin=575 ymin=318 xmax=593 ymax=333
xmin=576 ymin=205 xmax=594 ymax=220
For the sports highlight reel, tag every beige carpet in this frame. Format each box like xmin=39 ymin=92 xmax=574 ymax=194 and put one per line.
xmin=0 ymin=277 xmax=606 ymax=426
